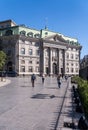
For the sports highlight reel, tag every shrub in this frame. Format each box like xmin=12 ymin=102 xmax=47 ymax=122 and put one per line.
xmin=71 ymin=76 xmax=88 ymax=117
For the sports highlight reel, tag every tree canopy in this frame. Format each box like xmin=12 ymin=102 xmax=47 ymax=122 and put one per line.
xmin=0 ymin=51 xmax=6 ymax=70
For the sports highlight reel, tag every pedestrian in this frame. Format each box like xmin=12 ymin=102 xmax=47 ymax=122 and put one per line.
xmin=31 ymin=73 xmax=36 ymax=87
xmin=42 ymin=74 xmax=45 ymax=84
xmin=65 ymin=75 xmax=68 ymax=81
xmin=57 ymin=74 xmax=61 ymax=88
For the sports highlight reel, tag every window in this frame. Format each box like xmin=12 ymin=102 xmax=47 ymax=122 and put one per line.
xmin=21 ymin=48 xmax=25 ymax=54
xmin=71 ymin=54 xmax=74 ymax=59
xmin=7 ymin=50 xmax=12 ymax=56
xmin=66 ymin=68 xmax=69 ymax=72
xmin=27 ymin=32 xmax=33 ymax=37
xmin=20 ymin=31 xmax=26 ymax=36
xmin=34 ymin=33 xmax=40 ymax=38
xmin=36 ymin=61 xmax=39 ymax=64
xmin=20 ymin=66 xmax=25 ymax=72
xmin=66 ymin=53 xmax=69 ymax=59
xmin=71 ymin=63 xmax=74 ymax=66
xmin=71 ymin=68 xmax=74 ymax=73
xmin=75 ymin=54 xmax=79 ymax=59
xmin=36 ymin=67 xmax=39 ymax=72
xmin=75 ymin=68 xmax=79 ymax=73
xmin=36 ymin=49 xmax=40 ymax=55
xmin=76 ymin=63 xmax=78 ymax=66
xmin=29 ymin=49 xmax=32 ymax=55
xmin=35 ymin=42 xmax=39 ymax=46
xmin=21 ymin=60 xmax=25 ymax=64
xmin=67 ymin=63 xmax=69 ymax=66
xmin=6 ymin=24 xmax=10 ymax=27
xmin=28 ymin=66 xmax=33 ymax=72
xmin=29 ymin=60 xmax=32 ymax=64
xmin=5 ymin=30 xmax=13 ymax=36
xmin=45 ymin=32 xmax=48 ymax=35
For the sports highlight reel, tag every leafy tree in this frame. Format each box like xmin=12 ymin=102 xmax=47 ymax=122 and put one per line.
xmin=0 ymin=51 xmax=6 ymax=70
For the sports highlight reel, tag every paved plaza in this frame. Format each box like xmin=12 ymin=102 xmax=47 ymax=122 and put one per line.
xmin=0 ymin=76 xmax=76 ymax=130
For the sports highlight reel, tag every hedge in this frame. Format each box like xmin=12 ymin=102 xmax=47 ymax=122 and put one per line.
xmin=71 ymin=76 xmax=88 ymax=117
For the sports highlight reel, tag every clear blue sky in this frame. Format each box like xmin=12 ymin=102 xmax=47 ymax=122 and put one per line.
xmin=0 ymin=0 xmax=88 ymax=58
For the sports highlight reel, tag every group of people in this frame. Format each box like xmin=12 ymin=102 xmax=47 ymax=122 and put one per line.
xmin=31 ymin=73 xmax=67 ymax=88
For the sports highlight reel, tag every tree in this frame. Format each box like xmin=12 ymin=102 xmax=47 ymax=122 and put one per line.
xmin=0 ymin=51 xmax=6 ymax=70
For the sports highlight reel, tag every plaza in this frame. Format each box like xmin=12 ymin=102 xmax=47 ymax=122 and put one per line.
xmin=0 ymin=76 xmax=76 ymax=130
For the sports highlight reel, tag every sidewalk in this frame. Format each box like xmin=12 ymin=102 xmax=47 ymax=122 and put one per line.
xmin=0 ymin=77 xmax=11 ymax=87
xmin=60 ymin=79 xmax=83 ymax=130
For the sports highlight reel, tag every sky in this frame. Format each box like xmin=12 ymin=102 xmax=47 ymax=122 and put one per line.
xmin=0 ymin=0 xmax=88 ymax=58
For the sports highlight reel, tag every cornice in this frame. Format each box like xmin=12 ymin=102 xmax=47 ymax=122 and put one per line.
xmin=0 ymin=35 xmax=82 ymax=50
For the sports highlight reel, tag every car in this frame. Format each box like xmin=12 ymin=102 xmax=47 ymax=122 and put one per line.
xmin=6 ymin=71 xmax=17 ymax=77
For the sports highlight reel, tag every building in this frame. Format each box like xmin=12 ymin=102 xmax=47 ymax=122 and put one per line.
xmin=0 ymin=19 xmax=82 ymax=76
xmin=79 ymin=55 xmax=88 ymax=80
xmin=80 ymin=55 xmax=88 ymax=69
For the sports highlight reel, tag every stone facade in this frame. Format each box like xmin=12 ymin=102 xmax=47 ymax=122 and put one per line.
xmin=0 ymin=20 xmax=82 ymax=76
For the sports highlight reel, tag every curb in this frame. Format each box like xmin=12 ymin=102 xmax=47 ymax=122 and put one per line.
xmin=0 ymin=78 xmax=11 ymax=87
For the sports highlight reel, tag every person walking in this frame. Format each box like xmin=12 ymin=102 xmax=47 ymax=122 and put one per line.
xmin=31 ymin=73 xmax=36 ymax=87
xmin=57 ymin=74 xmax=61 ymax=88
xmin=42 ymin=74 xmax=45 ymax=84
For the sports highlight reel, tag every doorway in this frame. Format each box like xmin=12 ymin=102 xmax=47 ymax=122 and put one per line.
xmin=7 ymin=61 xmax=13 ymax=71
xmin=46 ymin=67 xmax=49 ymax=75
xmin=53 ymin=63 xmax=57 ymax=75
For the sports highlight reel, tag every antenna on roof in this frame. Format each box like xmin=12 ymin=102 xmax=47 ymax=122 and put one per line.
xmin=45 ymin=17 xmax=48 ymax=30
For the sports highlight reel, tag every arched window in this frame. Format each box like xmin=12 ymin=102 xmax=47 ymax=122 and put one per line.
xmin=27 ymin=32 xmax=33 ymax=37
xmin=5 ymin=30 xmax=13 ymax=36
xmin=45 ymin=32 xmax=48 ymax=35
xmin=20 ymin=31 xmax=26 ymax=36
xmin=34 ymin=33 xmax=40 ymax=38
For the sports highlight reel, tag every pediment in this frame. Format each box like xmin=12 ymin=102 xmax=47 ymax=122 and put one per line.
xmin=43 ymin=34 xmax=66 ymax=42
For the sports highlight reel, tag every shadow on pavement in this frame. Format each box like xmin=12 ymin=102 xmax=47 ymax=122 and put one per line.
xmin=31 ymin=93 xmax=56 ymax=99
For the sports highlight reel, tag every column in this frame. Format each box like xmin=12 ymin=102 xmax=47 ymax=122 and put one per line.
xmin=43 ymin=48 xmax=46 ymax=74
xmin=63 ymin=49 xmax=65 ymax=75
xmin=49 ymin=48 xmax=53 ymax=75
xmin=39 ymin=40 xmax=44 ymax=76
xmin=57 ymin=48 xmax=59 ymax=74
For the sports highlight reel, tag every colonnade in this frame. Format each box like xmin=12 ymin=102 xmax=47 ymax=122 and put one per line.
xmin=43 ymin=47 xmax=65 ymax=76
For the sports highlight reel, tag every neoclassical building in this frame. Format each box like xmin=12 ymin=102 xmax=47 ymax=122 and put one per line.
xmin=0 ymin=19 xmax=82 ymax=76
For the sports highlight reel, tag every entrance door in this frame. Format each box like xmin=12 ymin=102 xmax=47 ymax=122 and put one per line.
xmin=46 ymin=67 xmax=49 ymax=75
xmin=7 ymin=61 xmax=13 ymax=71
xmin=53 ymin=63 xmax=57 ymax=75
